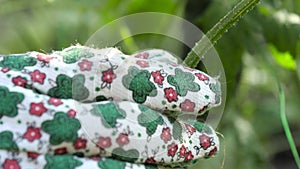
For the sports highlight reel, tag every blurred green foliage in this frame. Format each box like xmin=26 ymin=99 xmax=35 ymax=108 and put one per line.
xmin=1 ymin=0 xmax=300 ymax=168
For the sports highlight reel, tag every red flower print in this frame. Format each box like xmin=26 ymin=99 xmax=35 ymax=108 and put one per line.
xmin=195 ymin=73 xmax=209 ymax=81
xmin=136 ymin=60 xmax=149 ymax=68
xmin=180 ymin=99 xmax=195 ymax=112
xmin=185 ymin=124 xmax=196 ymax=136
xmin=208 ymin=146 xmax=218 ymax=157
xmin=12 ymin=76 xmax=27 ymax=87
xmin=183 ymin=66 xmax=195 ymax=72
xmin=179 ymin=145 xmax=186 ymax=157
xmin=54 ymin=147 xmax=68 ymax=155
xmin=167 ymin=142 xmax=178 ymax=157
xmin=184 ymin=150 xmax=194 ymax=161
xmin=90 ymin=156 xmax=102 ymax=161
xmin=164 ymin=87 xmax=178 ymax=102
xmin=145 ymin=157 xmax=156 ymax=164
xmin=73 ymin=138 xmax=87 ymax=150
xmin=37 ymin=53 xmax=53 ymax=63
xmin=3 ymin=159 xmax=20 ymax=169
xmin=134 ymin=52 xmax=149 ymax=59
xmin=97 ymin=136 xmax=112 ymax=149
xmin=27 ymin=152 xmax=39 ymax=160
xmin=199 ymin=134 xmax=212 ymax=150
xmin=199 ymin=105 xmax=208 ymax=113
xmin=1 ymin=67 xmax=10 ymax=73
xmin=23 ymin=127 xmax=42 ymax=142
xmin=168 ymin=62 xmax=178 ymax=67
xmin=101 ymin=69 xmax=116 ymax=84
xmin=116 ymin=133 xmax=129 ymax=147
xmin=30 ymin=70 xmax=46 ymax=84
xmin=48 ymin=98 xmax=63 ymax=106
xmin=29 ymin=102 xmax=47 ymax=116
xmin=160 ymin=127 xmax=172 ymax=143
xmin=151 ymin=71 xmax=164 ymax=85
xmin=67 ymin=109 xmax=77 ymax=118
xmin=78 ymin=59 xmax=93 ymax=71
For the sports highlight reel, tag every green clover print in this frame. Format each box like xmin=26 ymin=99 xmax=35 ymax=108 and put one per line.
xmin=48 ymin=74 xmax=89 ymax=101
xmin=0 ymin=131 xmax=18 ymax=150
xmin=145 ymin=165 xmax=159 ymax=169
xmin=0 ymin=54 xmax=37 ymax=71
xmin=167 ymin=117 xmax=183 ymax=140
xmin=44 ymin=155 xmax=83 ymax=169
xmin=122 ymin=66 xmax=157 ymax=103
xmin=209 ymin=81 xmax=221 ymax=105
xmin=166 ymin=117 xmax=184 ymax=141
xmin=41 ymin=112 xmax=81 ymax=145
xmin=0 ymin=86 xmax=24 ymax=118
xmin=98 ymin=158 xmax=126 ymax=169
xmin=59 ymin=47 xmax=94 ymax=64
xmin=187 ymin=120 xmax=213 ymax=135
xmin=167 ymin=68 xmax=200 ymax=96
xmin=91 ymin=102 xmax=126 ymax=128
xmin=112 ymin=147 xmax=139 ymax=163
xmin=172 ymin=120 xmax=183 ymax=140
xmin=137 ymin=104 xmax=164 ymax=137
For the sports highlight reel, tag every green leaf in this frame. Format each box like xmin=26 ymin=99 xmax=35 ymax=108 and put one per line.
xmin=172 ymin=120 xmax=183 ymax=140
xmin=259 ymin=9 xmax=300 ymax=58
xmin=269 ymin=44 xmax=296 ymax=70
xmin=296 ymin=41 xmax=300 ymax=81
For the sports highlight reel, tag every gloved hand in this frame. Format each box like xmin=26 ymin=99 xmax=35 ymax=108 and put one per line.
xmin=0 ymin=45 xmax=221 ymax=169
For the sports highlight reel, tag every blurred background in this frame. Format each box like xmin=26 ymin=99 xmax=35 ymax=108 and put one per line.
xmin=0 ymin=0 xmax=299 ymax=168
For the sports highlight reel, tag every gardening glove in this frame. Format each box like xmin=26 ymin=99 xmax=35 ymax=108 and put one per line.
xmin=0 ymin=45 xmax=221 ymax=169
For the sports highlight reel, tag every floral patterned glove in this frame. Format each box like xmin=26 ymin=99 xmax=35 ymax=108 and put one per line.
xmin=0 ymin=45 xmax=221 ymax=169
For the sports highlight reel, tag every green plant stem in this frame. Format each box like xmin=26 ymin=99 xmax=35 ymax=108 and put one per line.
xmin=119 ymin=25 xmax=139 ymax=54
xmin=278 ymin=80 xmax=300 ymax=169
xmin=183 ymin=0 xmax=260 ymax=68
xmin=259 ymin=42 xmax=300 ymax=169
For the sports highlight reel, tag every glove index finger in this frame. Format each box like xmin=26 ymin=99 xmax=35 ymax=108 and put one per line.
xmin=110 ymin=49 xmax=221 ymax=115
xmin=0 ymin=46 xmax=221 ymax=115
